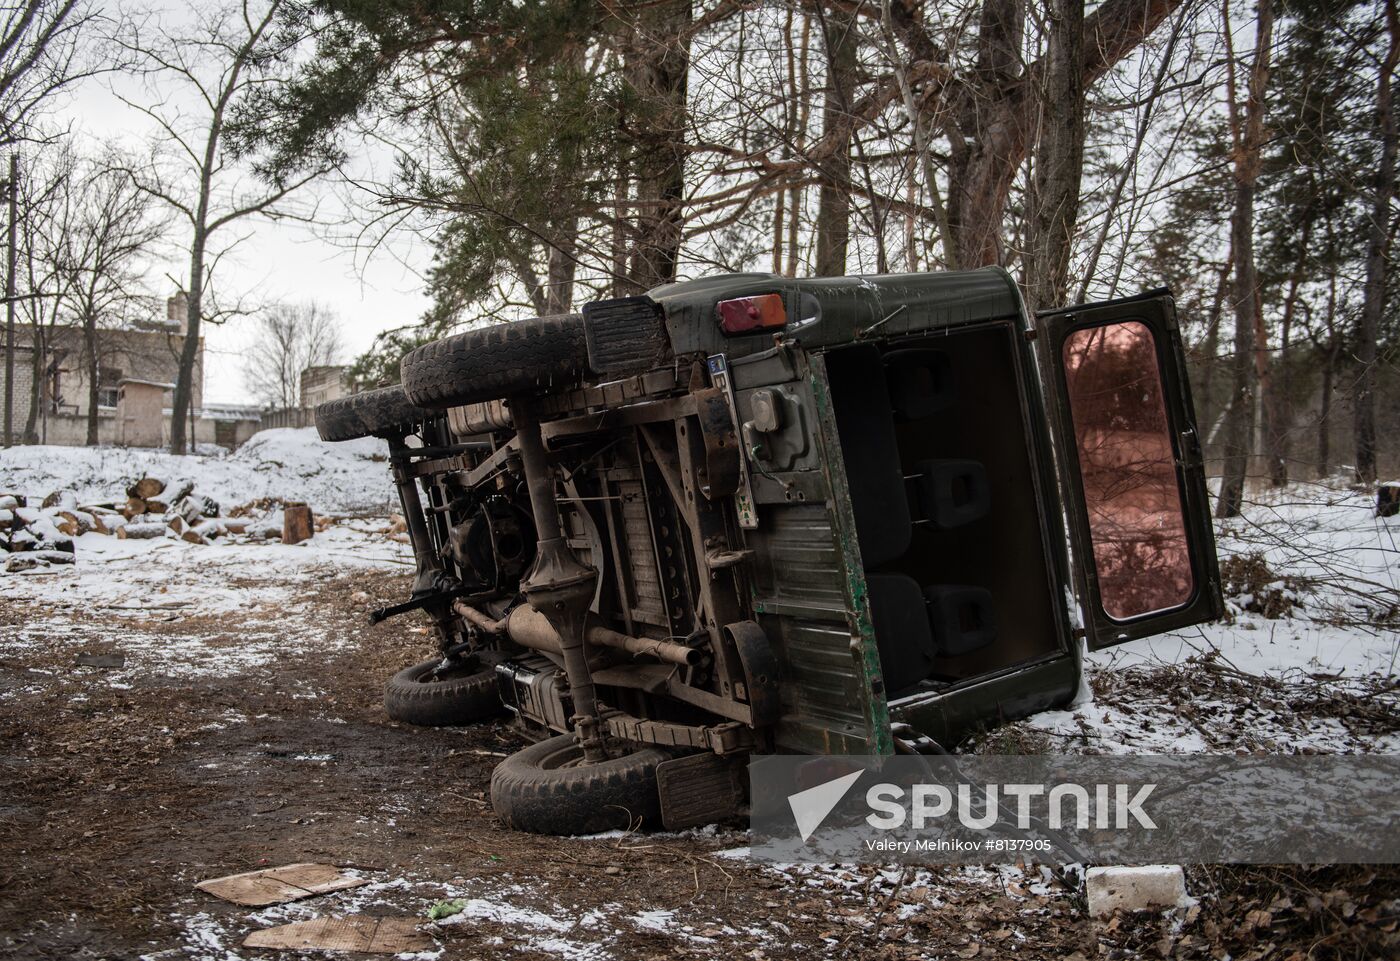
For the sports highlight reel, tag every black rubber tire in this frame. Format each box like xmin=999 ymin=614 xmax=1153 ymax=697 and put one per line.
xmin=383 ymin=658 xmax=502 ymax=727
xmin=315 ymin=385 xmax=430 ymax=441
xmin=399 ymin=314 xmax=589 ymax=409
xmin=490 ymin=733 xmax=670 ymax=835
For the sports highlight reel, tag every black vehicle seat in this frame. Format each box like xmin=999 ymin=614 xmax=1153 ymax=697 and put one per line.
xmin=866 ymin=572 xmax=938 ymax=697
xmin=827 ymin=345 xmax=912 ymax=568
xmin=868 ymin=575 xmax=1001 ymax=697
xmin=884 ymin=348 xmax=955 ymax=421
xmin=908 ymin=459 xmax=991 ymax=529
xmin=924 ymin=585 xmax=998 ymax=657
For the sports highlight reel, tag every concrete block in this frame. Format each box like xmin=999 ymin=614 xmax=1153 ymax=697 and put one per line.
xmin=1085 ymin=864 xmax=1188 ymax=917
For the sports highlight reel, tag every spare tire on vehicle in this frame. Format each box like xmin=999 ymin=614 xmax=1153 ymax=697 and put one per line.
xmin=383 ymin=657 xmax=503 ymax=727
xmin=490 ymin=733 xmax=669 ymax=835
xmin=400 ymin=314 xmax=589 ymax=410
xmin=315 ymin=385 xmax=430 ymax=441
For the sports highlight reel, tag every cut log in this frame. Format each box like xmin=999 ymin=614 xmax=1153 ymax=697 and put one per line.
xmin=125 ymin=497 xmax=147 ymax=518
xmin=34 ymin=535 xmax=74 ymax=554
xmin=126 ymin=476 xmax=166 ymax=500
xmin=31 ymin=549 xmax=75 ymax=565
xmin=193 ymin=519 xmax=224 ymax=540
xmin=118 ymin=522 xmax=165 ymax=540
xmin=25 ymin=513 xmax=62 ymax=543
xmin=283 ymin=503 xmax=314 ymax=545
xmin=9 ymin=529 xmax=36 ymax=550
xmin=179 ymin=493 xmax=219 ymax=524
xmin=164 ymin=479 xmax=195 ymax=504
xmin=180 ymin=528 xmax=210 ymax=546
xmin=41 ymin=490 xmax=78 ymax=511
xmin=144 ymin=498 xmax=170 ymax=514
xmin=102 ymin=514 xmax=127 ymax=535
xmin=167 ymin=514 xmax=186 ymax=535
xmin=222 ymin=519 xmax=248 ymax=535
xmin=0 ymin=494 xmax=23 ymax=510
xmin=54 ymin=510 xmax=94 ymax=536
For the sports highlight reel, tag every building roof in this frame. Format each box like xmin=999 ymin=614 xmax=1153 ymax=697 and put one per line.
xmin=198 ymin=403 xmax=263 ymax=422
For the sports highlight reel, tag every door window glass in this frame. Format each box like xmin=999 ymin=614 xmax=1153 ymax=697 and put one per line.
xmin=1061 ymin=321 xmax=1193 ymax=620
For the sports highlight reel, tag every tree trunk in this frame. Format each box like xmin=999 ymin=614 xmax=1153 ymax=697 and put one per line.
xmin=883 ymin=0 xmax=1179 ymax=271
xmin=947 ymin=0 xmax=1027 ymax=268
xmin=1266 ymin=231 xmax=1309 ymax=487
xmin=83 ymin=310 xmax=99 ymax=446
xmin=1024 ymin=0 xmax=1085 ymax=311
xmin=773 ymin=2 xmax=795 ymax=275
xmin=170 ymin=225 xmax=205 ymax=454
xmin=1197 ymin=253 xmax=1233 ymax=437
xmin=545 ymin=213 xmax=578 ymax=315
xmin=786 ymin=11 xmax=812 ymax=278
xmin=1215 ymin=0 xmax=1272 ymax=519
xmin=1317 ymin=340 xmax=1337 ymax=478
xmin=22 ymin=321 xmax=43 ymax=444
xmin=625 ymin=0 xmax=691 ymax=290
xmin=610 ymin=153 xmax=630 ymax=297
xmin=814 ymin=4 xmax=858 ymax=276
xmin=1354 ymin=0 xmax=1398 ymax=484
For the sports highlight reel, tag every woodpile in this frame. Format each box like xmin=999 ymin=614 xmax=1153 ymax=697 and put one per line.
xmin=3 ymin=474 xmax=315 ymax=572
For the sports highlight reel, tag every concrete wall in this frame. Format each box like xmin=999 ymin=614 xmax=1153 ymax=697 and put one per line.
xmin=117 ymin=382 xmax=166 ymax=448
xmin=8 ymin=325 xmax=203 ymax=426
xmin=300 ymin=366 xmax=348 ymax=408
xmin=19 ymin=408 xmax=258 ymax=450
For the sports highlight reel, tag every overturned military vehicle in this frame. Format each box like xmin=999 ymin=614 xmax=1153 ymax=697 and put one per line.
xmin=316 ymin=267 xmax=1222 ymax=836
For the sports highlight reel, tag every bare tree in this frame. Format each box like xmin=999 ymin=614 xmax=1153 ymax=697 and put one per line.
xmin=1216 ymin=0 xmax=1273 ymax=519
xmin=52 ymin=154 xmax=164 ymax=444
xmin=0 ymin=1 xmax=116 ymax=148
xmin=15 ymin=141 xmax=79 ymax=443
xmin=115 ymin=0 xmax=324 ymax=454
xmin=242 ymin=300 xmax=342 ymax=410
xmin=1 ymin=1 xmax=130 ymax=445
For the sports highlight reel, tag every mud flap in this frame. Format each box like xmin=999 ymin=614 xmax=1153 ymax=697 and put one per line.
xmin=656 ymin=753 xmax=747 ymax=829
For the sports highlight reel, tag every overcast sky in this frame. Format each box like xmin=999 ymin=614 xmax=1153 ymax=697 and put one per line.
xmin=50 ymin=5 xmax=431 ymax=407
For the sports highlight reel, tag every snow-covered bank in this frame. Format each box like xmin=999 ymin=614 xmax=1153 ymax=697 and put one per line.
xmin=0 ymin=428 xmax=396 ymax=515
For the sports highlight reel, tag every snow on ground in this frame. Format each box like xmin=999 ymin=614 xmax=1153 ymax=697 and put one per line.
xmin=4 ymin=450 xmax=1394 ymax=959
xmin=0 ymin=427 xmax=397 ymax=515
xmin=1013 ymin=482 xmax=1400 ymax=756
xmin=0 ymin=520 xmax=413 ymax=687
xmin=150 ymin=845 xmax=1066 ymax=961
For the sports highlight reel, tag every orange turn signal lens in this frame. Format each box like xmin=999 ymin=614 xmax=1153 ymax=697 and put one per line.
xmin=716 ymin=293 xmax=786 ymax=334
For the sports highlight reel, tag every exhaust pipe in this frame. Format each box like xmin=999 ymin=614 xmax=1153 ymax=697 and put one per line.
xmin=453 ymin=601 xmax=703 ymax=668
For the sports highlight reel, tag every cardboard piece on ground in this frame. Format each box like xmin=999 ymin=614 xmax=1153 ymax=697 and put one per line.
xmin=242 ymin=917 xmax=431 ymax=953
xmin=195 ymin=863 xmax=367 ymax=906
